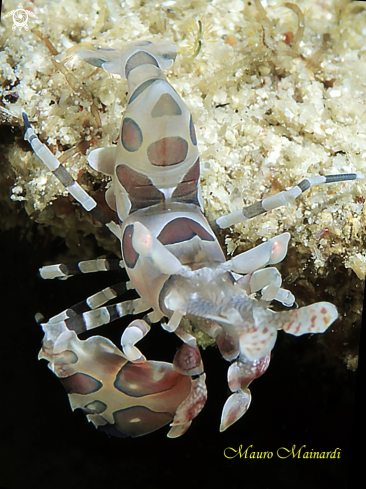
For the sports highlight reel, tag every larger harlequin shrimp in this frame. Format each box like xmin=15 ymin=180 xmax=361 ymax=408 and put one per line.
xmin=22 ymin=39 xmax=364 ymax=438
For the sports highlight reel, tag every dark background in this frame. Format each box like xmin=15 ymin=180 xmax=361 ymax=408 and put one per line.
xmin=0 ymin=222 xmax=363 ymax=489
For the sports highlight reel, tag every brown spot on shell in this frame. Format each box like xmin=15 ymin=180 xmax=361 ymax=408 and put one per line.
xmin=116 ymin=164 xmax=163 ymax=212
xmin=172 ymin=158 xmax=200 ymax=204
xmin=147 ymin=136 xmax=188 ymax=166
xmin=60 ymin=373 xmax=102 ymax=395
xmin=151 ymin=93 xmax=182 ymax=117
xmin=122 ymin=224 xmax=139 ymax=269
xmin=121 ymin=117 xmax=143 ymax=152
xmin=157 ymin=217 xmax=215 ymax=246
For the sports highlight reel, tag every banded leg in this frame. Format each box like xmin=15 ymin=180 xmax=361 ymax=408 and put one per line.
xmin=216 ymin=172 xmax=364 ymax=228
xmin=47 ymin=281 xmax=135 ymax=324
xmin=121 ymin=319 xmax=151 ymax=362
xmin=40 ymin=258 xmax=125 ymax=280
xmin=22 ymin=110 xmax=121 ymax=239
xmin=43 ymin=297 xmax=151 ymax=335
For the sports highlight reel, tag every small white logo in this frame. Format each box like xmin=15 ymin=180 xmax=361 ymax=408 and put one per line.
xmin=4 ymin=3 xmax=38 ymax=31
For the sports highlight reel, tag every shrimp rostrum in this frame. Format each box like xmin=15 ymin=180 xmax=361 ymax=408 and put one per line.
xmin=22 ymin=39 xmax=363 ymax=438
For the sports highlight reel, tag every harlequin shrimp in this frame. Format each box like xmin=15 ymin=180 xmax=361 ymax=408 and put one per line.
xmin=22 ymin=39 xmax=363 ymax=438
